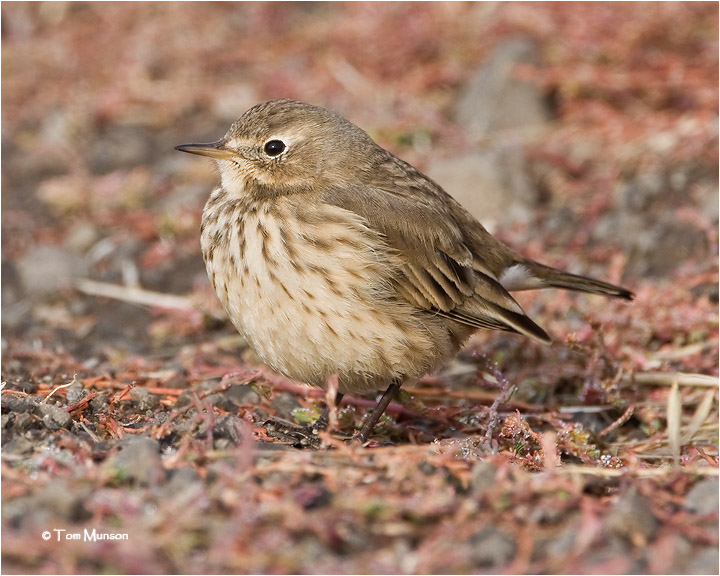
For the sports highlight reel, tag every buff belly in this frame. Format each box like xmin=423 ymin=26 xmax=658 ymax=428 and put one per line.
xmin=201 ymin=194 xmax=451 ymax=394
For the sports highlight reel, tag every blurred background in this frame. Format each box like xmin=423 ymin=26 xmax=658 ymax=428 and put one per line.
xmin=2 ymin=2 xmax=717 ymax=360
xmin=2 ymin=3 xmax=718 ymax=574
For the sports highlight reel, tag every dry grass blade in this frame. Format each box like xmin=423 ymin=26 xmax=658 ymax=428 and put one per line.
xmin=75 ymin=278 xmax=207 ymax=312
xmin=43 ymin=374 xmax=78 ymax=402
xmin=626 ymin=372 xmax=718 ymax=388
xmin=560 ymin=465 xmax=720 ymax=478
xmin=651 ymin=341 xmax=717 ymax=361
xmin=667 ymin=376 xmax=682 ymax=466
xmin=681 ymin=388 xmax=718 ymax=444
xmin=2 ymin=3 xmax=718 ymax=573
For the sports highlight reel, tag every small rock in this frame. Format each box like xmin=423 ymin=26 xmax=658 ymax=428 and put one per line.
xmin=162 ymin=466 xmax=204 ymax=506
xmin=225 ymin=383 xmax=261 ymax=406
xmin=432 ymin=39 xmax=551 ymax=233
xmin=417 ymin=460 xmax=436 ymax=476
xmin=606 ymin=488 xmax=658 ymax=544
xmin=212 ymin=413 xmax=248 ymax=446
xmin=31 ymin=480 xmax=90 ymax=522
xmin=670 ymin=536 xmax=694 ymax=573
xmin=9 ymin=380 xmax=39 ymax=394
xmin=270 ymin=391 xmax=302 ymax=421
xmin=543 ymin=522 xmax=578 ymax=563
xmin=66 ymin=381 xmax=86 ymax=405
xmin=3 ymin=434 xmax=35 ymax=456
xmin=36 ymin=403 xmax=72 ymax=430
xmin=470 ymin=461 xmax=499 ymax=496
xmin=682 ymin=546 xmax=719 ymax=575
xmin=89 ymin=125 xmax=153 ymax=173
xmin=4 ymin=480 xmax=90 ymax=527
xmin=174 ymin=390 xmax=194 ymax=408
xmin=89 ymin=391 xmax=109 ymax=412
xmin=469 ymin=527 xmax=517 ymax=567
xmin=1 ymin=394 xmax=38 ymax=414
xmin=12 ymin=412 xmax=35 ymax=433
xmin=164 ymin=466 xmax=202 ymax=492
xmin=129 ymin=387 xmax=161 ymax=411
xmin=455 ymin=37 xmax=551 ymax=139
xmin=205 ymin=382 xmax=259 ymax=412
xmin=582 ymin=534 xmax=635 ymax=572
xmin=593 ymin=172 xmax=716 ymax=278
xmin=16 ymin=244 xmax=88 ymax=298
xmin=684 ymin=478 xmax=719 ymax=516
xmin=104 ymin=436 xmax=165 ymax=486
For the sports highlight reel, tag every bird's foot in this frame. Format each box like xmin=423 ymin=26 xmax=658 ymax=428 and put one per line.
xmin=263 ymin=420 xmax=395 ymax=448
xmin=263 ymin=419 xmax=323 ymax=448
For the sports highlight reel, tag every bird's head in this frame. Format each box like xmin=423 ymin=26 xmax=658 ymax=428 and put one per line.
xmin=176 ymin=99 xmax=380 ymax=198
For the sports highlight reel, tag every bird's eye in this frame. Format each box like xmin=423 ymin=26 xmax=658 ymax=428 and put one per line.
xmin=263 ymin=139 xmax=286 ymax=157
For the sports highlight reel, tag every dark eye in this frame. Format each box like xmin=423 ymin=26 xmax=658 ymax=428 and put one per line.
xmin=263 ymin=139 xmax=286 ymax=157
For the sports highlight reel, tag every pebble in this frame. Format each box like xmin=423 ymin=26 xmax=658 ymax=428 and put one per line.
xmin=37 ymin=403 xmax=72 ymax=430
xmin=684 ymin=478 xmax=719 ymax=516
xmin=606 ymin=488 xmax=658 ymax=544
xmin=103 ymin=436 xmax=166 ymax=486
xmin=469 ymin=527 xmax=517 ymax=567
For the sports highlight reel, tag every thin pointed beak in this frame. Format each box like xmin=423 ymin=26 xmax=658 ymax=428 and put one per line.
xmin=175 ymin=140 xmax=235 ymax=160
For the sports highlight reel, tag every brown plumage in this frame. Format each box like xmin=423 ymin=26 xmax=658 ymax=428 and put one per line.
xmin=176 ymin=99 xmax=633 ymax=444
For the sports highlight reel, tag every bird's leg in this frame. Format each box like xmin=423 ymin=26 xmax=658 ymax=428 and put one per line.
xmin=264 ymin=378 xmax=403 ymax=446
xmin=264 ymin=391 xmax=344 ymax=448
xmin=353 ymin=379 xmax=401 ymax=444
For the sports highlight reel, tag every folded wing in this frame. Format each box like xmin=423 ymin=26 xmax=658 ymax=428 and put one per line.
xmin=322 ymin=156 xmax=553 ymax=344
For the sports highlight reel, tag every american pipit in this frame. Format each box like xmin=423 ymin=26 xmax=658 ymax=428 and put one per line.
xmin=176 ymin=99 xmax=632 ymax=445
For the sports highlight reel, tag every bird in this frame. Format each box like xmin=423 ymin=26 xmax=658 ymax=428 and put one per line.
xmin=176 ymin=99 xmax=633 ymax=445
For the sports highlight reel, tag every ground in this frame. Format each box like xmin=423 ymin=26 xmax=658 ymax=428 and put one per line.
xmin=1 ymin=3 xmax=718 ymax=574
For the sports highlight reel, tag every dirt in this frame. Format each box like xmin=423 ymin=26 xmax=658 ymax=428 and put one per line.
xmin=2 ymin=3 xmax=718 ymax=574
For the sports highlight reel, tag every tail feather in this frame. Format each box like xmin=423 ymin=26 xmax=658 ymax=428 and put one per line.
xmin=540 ymin=269 xmax=634 ymax=300
xmin=499 ymin=261 xmax=634 ymax=301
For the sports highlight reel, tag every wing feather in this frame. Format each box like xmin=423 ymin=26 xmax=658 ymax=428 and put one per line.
xmin=321 ymin=156 xmax=551 ymax=343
